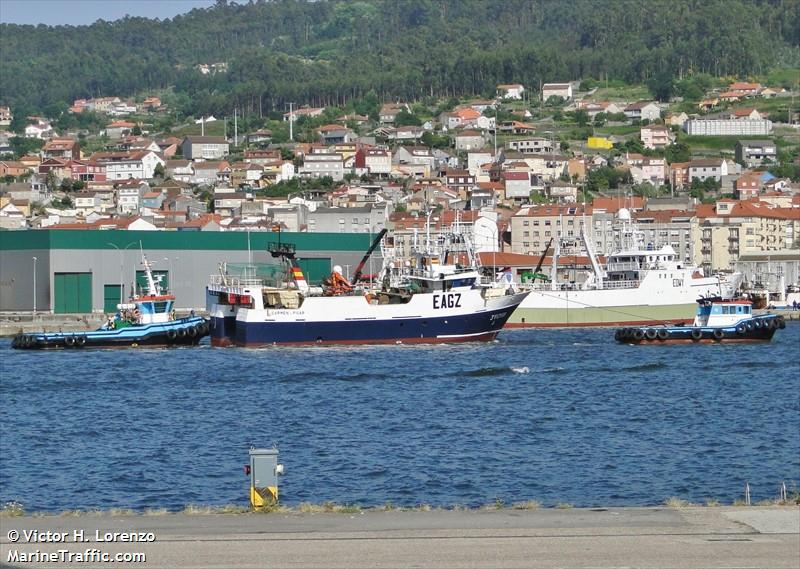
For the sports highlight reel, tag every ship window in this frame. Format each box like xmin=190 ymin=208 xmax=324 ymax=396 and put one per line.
xmin=154 ymin=301 xmax=169 ymax=313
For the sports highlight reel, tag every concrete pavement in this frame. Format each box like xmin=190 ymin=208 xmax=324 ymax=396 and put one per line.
xmin=1 ymin=506 xmax=798 ymax=568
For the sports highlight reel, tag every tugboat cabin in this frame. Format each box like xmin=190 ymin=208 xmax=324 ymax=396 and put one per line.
xmin=694 ymin=298 xmax=751 ymax=327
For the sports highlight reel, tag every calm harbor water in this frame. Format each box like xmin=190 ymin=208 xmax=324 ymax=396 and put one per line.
xmin=1 ymin=326 xmax=798 ymax=512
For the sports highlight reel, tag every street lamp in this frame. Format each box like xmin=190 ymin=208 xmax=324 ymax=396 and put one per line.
xmin=32 ymin=256 xmax=37 ymax=315
xmin=108 ymin=241 xmax=137 ymax=305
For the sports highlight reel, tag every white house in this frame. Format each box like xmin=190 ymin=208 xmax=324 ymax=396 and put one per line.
xmin=95 ymin=151 xmax=165 ymax=181
xmin=497 ymin=84 xmax=525 ymax=100
xmin=542 ymin=83 xmax=573 ymax=101
xmin=688 ymin=158 xmax=729 ymax=182
xmin=624 ymin=101 xmax=661 ymax=122
xmin=116 ymin=181 xmax=148 ymax=214
xmin=298 ymin=153 xmax=344 ymax=181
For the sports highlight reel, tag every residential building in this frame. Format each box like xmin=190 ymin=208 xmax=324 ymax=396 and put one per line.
xmin=734 ymin=171 xmax=762 ymax=200
xmin=497 ymin=83 xmax=526 ymax=100
xmin=70 ymin=160 xmax=107 ymax=182
xmin=466 ymin=150 xmax=494 ymax=176
xmin=547 ymin=180 xmax=579 ymax=203
xmin=640 ymin=125 xmax=672 ymax=149
xmin=298 ymin=153 xmax=344 ymax=181
xmin=735 ymin=140 xmax=777 ymax=167
xmin=730 ymin=108 xmax=762 ymax=121
xmin=696 ymin=200 xmax=800 ymax=273
xmin=688 ymin=158 xmax=729 ymax=183
xmin=307 ymin=204 xmax=388 ymax=234
xmin=165 ymin=160 xmax=194 ymax=183
xmin=503 ymin=171 xmax=532 ymax=201
xmin=283 ymin=106 xmax=325 ymax=121
xmin=664 ymin=112 xmax=689 ymax=127
xmin=0 ymin=106 xmax=11 ymax=126
xmin=728 ymin=82 xmax=762 ymax=96
xmin=181 ymin=136 xmax=230 ymax=160
xmin=317 ymin=124 xmax=356 ymax=145
xmin=541 ymin=83 xmax=571 ymax=101
xmin=104 ymin=121 xmax=136 ymax=139
xmin=246 ymin=129 xmax=273 ymax=145
xmin=90 ymin=150 xmax=164 ymax=181
xmin=191 ymin=160 xmax=230 ymax=186
xmin=506 ymin=138 xmax=556 ymax=154
xmin=624 ymin=101 xmax=661 ymax=122
xmin=24 ymin=119 xmax=54 ymax=139
xmin=444 ymin=169 xmax=477 ymax=200
xmin=42 ymin=138 xmax=80 ymax=161
xmin=454 ymin=129 xmax=485 ymax=151
xmin=0 ymin=161 xmax=31 ymax=178
xmin=684 ymin=119 xmax=773 ymax=136
xmin=510 ymin=204 xmax=592 ymax=255
xmin=116 ymin=180 xmax=148 ymax=214
xmin=355 ymin=148 xmax=392 ymax=176
xmin=393 ymin=146 xmax=435 ymax=178
xmin=640 ymin=157 xmax=667 ymax=187
xmin=378 ymin=103 xmax=409 ymax=124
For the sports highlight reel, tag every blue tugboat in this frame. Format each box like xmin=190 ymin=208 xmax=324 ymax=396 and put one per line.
xmin=614 ymin=297 xmax=785 ymax=344
xmin=12 ymin=255 xmax=209 ymax=350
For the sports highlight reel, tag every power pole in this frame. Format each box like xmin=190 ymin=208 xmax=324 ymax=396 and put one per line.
xmin=234 ymin=107 xmax=238 ymax=147
xmin=288 ymin=102 xmax=295 ymax=141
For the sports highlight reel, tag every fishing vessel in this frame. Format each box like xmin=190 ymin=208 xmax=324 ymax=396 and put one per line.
xmin=206 ymin=226 xmax=529 ymax=347
xmin=12 ymin=255 xmax=209 ymax=350
xmin=506 ymin=208 xmax=726 ymax=327
xmin=614 ymin=297 xmax=785 ymax=344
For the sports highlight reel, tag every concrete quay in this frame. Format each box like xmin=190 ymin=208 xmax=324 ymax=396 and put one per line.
xmin=1 ymin=506 xmax=798 ymax=568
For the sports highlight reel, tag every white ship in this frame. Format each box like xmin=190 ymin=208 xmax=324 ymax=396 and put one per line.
xmin=206 ymin=225 xmax=528 ymax=347
xmin=506 ymin=208 xmax=728 ymax=327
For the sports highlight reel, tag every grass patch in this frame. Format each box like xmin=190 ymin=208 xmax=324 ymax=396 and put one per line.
xmin=594 ymin=125 xmax=640 ymax=136
xmin=664 ymin=497 xmax=694 ymax=508
xmin=297 ymin=501 xmax=362 ymax=514
xmin=512 ymin=500 xmax=541 ymax=510
xmin=182 ymin=504 xmax=250 ymax=515
xmin=554 ymin=502 xmax=574 ymax=509
xmin=591 ymin=84 xmax=651 ymax=101
xmin=704 ymin=499 xmax=721 ymax=507
xmin=677 ymin=134 xmax=741 ymax=153
xmin=172 ymin=120 xmax=226 ymax=137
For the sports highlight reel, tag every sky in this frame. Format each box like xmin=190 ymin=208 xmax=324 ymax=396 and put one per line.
xmin=0 ymin=0 xmax=219 ymax=26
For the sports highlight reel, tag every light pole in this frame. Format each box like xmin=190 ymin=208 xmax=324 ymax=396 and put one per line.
xmin=108 ymin=242 xmax=137 ymax=305
xmin=32 ymin=256 xmax=37 ymax=315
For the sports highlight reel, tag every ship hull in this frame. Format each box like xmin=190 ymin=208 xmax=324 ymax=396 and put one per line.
xmin=509 ymin=275 xmax=723 ymax=328
xmin=208 ymin=290 xmax=527 ymax=347
xmin=11 ymin=317 xmax=210 ymax=350
xmin=614 ymin=315 xmax=784 ymax=345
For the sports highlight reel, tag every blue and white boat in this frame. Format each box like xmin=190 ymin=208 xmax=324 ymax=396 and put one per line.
xmin=12 ymin=256 xmax=209 ymax=350
xmin=206 ymin=225 xmax=529 ymax=347
xmin=614 ymin=297 xmax=785 ymax=344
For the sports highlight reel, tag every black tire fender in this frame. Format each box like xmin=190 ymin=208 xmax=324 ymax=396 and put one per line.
xmin=632 ymin=329 xmax=645 ymax=341
xmin=736 ymin=323 xmax=747 ymax=335
xmin=65 ymin=336 xmax=76 ymax=347
xmin=75 ymin=335 xmax=86 ymax=347
xmin=712 ymin=329 xmax=724 ymax=341
xmin=645 ymin=328 xmax=658 ymax=340
xmin=657 ymin=329 xmax=669 ymax=340
xmin=691 ymin=329 xmax=702 ymax=341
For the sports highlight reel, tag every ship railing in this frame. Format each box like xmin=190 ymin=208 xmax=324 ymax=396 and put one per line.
xmin=209 ymin=274 xmax=265 ymax=287
xmin=605 ymin=261 xmax=641 ymax=272
xmin=523 ymin=279 xmax=640 ymax=291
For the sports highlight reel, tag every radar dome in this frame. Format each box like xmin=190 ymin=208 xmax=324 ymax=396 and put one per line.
xmin=617 ymin=208 xmax=631 ymax=221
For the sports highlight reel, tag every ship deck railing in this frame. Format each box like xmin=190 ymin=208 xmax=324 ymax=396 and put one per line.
xmin=523 ymin=279 xmax=641 ymax=291
xmin=209 ymin=274 xmax=266 ymax=287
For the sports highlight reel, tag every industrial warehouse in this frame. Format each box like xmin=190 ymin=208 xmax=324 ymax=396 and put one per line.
xmin=0 ymin=230 xmax=377 ymax=313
